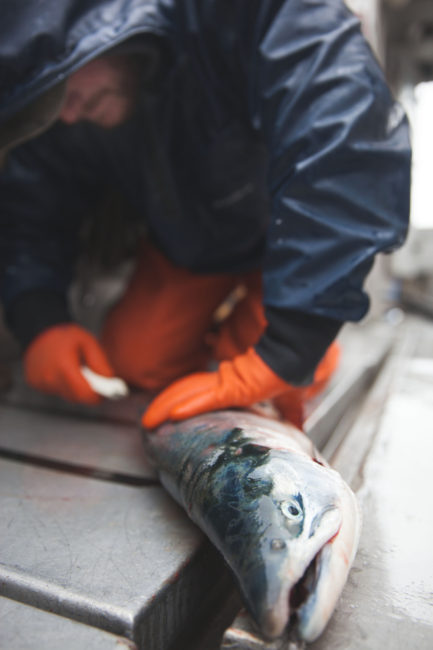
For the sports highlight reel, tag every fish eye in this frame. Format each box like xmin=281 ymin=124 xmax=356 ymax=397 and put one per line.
xmin=281 ymin=499 xmax=303 ymax=520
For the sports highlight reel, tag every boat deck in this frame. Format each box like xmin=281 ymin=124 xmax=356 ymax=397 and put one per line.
xmin=0 ymin=314 xmax=432 ymax=649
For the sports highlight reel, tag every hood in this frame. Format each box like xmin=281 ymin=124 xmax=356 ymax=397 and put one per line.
xmin=0 ymin=0 xmax=172 ymax=122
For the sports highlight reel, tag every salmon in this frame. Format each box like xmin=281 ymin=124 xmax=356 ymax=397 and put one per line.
xmin=143 ymin=410 xmax=360 ymax=642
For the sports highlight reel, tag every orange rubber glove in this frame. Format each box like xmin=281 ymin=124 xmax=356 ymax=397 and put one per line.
xmin=24 ymin=324 xmax=115 ymax=404
xmin=142 ymin=347 xmax=290 ymax=429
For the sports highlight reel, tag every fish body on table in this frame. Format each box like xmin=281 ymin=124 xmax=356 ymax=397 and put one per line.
xmin=143 ymin=410 xmax=360 ymax=643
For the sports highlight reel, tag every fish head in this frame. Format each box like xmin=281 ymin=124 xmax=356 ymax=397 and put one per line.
xmin=144 ymin=412 xmax=360 ymax=643
xmin=231 ymin=448 xmax=360 ymax=642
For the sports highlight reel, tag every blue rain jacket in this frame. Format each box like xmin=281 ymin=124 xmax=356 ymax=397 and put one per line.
xmin=0 ymin=0 xmax=411 ymax=383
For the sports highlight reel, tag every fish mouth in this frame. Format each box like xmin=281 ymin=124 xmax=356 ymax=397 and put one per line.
xmin=267 ymin=540 xmax=333 ymax=642
xmin=287 ymin=537 xmax=344 ymax=643
xmin=289 ymin=547 xmax=321 ymax=617
xmin=260 ymin=543 xmax=326 ymax=641
xmin=259 ymin=503 xmax=345 ymax=641
xmin=290 ymin=490 xmax=361 ymax=643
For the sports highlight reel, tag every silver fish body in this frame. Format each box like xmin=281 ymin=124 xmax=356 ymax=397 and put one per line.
xmin=143 ymin=410 xmax=360 ymax=642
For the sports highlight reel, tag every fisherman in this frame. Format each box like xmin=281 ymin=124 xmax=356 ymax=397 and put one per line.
xmin=0 ymin=0 xmax=410 ymax=429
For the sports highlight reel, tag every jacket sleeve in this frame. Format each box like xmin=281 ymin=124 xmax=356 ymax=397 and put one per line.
xmin=0 ymin=122 xmax=106 ymax=347
xmin=238 ymin=0 xmax=411 ymax=383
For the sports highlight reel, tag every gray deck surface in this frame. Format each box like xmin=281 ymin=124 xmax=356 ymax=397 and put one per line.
xmin=0 ymin=596 xmax=137 ymax=649
xmin=0 ymin=456 xmax=230 ymax=648
xmin=309 ymin=315 xmax=433 ymax=650
xmin=0 ymin=404 xmax=154 ymax=480
xmin=0 ymin=315 xmax=432 ymax=649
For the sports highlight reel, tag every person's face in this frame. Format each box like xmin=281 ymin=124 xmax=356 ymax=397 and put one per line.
xmin=59 ymin=54 xmax=139 ymax=127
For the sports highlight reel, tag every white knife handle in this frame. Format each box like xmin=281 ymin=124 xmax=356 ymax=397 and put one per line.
xmin=81 ymin=366 xmax=129 ymax=399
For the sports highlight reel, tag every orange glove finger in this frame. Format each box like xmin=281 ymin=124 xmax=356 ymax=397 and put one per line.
xmin=272 ymin=389 xmax=306 ymax=429
xmin=80 ymin=332 xmax=115 ymax=377
xmin=170 ymin=387 xmax=223 ymax=420
xmin=172 ymin=356 xmax=286 ymax=418
xmin=142 ymin=372 xmax=217 ymax=429
xmin=58 ymin=360 xmax=102 ymax=404
xmin=24 ymin=324 xmax=114 ymax=404
xmin=27 ymin=357 xmax=101 ymax=404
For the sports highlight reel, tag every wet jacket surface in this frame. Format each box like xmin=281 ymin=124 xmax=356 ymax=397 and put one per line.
xmin=0 ymin=0 xmax=411 ymax=383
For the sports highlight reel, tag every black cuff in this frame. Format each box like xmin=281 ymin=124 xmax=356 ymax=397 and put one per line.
xmin=5 ymin=289 xmax=72 ymax=350
xmin=255 ymin=307 xmax=342 ymax=385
